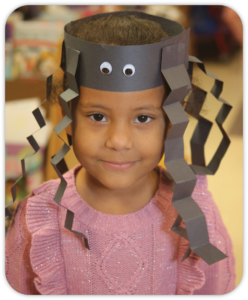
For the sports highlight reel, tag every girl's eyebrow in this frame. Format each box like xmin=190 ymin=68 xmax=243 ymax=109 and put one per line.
xmin=79 ymin=103 xmax=110 ymax=110
xmin=79 ymin=103 xmax=160 ymax=111
xmin=133 ymin=105 xmax=161 ymax=111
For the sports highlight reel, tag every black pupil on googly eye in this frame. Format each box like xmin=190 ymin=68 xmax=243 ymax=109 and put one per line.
xmin=94 ymin=114 xmax=104 ymax=121
xmin=102 ymin=68 xmax=109 ymax=74
xmin=125 ymin=68 xmax=133 ymax=76
xmin=138 ymin=115 xmax=148 ymax=123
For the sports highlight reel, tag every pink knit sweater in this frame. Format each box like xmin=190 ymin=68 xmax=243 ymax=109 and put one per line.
xmin=5 ymin=165 xmax=235 ymax=295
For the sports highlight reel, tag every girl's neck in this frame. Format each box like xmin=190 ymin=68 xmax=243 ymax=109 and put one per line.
xmin=75 ymin=166 xmax=159 ymax=215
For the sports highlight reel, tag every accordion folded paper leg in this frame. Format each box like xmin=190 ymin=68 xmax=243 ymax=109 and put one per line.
xmin=187 ymin=56 xmax=232 ymax=175
xmin=171 ymin=198 xmax=227 ymax=265
xmin=65 ymin=209 xmax=90 ymax=250
xmin=49 ymin=46 xmax=90 ymax=249
xmin=51 ymin=155 xmax=69 ymax=176
xmin=161 ymin=42 xmax=227 ymax=265
xmin=5 ymin=85 xmax=50 ymax=220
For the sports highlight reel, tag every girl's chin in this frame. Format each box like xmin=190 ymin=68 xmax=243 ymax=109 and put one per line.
xmin=84 ymin=165 xmax=150 ymax=190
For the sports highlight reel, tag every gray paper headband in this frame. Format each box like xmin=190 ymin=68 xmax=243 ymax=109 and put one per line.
xmin=6 ymin=11 xmax=231 ymax=266
xmin=63 ymin=11 xmax=185 ymax=92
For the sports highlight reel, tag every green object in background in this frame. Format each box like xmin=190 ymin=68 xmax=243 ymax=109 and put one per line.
xmin=5 ymin=176 xmax=27 ymax=205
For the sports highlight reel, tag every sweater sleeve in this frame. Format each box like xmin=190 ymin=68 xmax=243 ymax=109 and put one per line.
xmin=192 ymin=176 xmax=236 ymax=295
xmin=5 ymin=196 xmax=40 ymax=295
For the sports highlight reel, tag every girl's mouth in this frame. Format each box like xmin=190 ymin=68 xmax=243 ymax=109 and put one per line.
xmin=101 ymin=160 xmax=137 ymax=170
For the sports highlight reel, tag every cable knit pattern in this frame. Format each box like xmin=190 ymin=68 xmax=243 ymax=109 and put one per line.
xmin=5 ymin=165 xmax=236 ymax=295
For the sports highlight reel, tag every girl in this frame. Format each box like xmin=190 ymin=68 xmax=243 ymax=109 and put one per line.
xmin=5 ymin=11 xmax=235 ymax=295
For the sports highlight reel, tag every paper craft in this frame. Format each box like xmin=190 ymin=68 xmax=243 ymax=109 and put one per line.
xmin=187 ymin=56 xmax=232 ymax=175
xmin=5 ymin=98 xmax=47 ymax=218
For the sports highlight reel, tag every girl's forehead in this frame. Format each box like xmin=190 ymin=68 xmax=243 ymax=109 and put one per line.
xmin=79 ymin=85 xmax=166 ymax=104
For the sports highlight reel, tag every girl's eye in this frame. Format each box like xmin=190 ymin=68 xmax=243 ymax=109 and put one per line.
xmin=90 ymin=114 xmax=107 ymax=122
xmin=134 ymin=115 xmax=152 ymax=123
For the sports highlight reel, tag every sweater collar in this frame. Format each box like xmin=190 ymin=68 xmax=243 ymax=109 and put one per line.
xmin=60 ymin=165 xmax=174 ymax=233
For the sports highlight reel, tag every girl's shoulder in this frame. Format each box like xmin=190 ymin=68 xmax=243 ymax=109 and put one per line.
xmin=157 ymin=166 xmax=214 ymax=207
xmin=25 ymin=166 xmax=78 ymax=234
xmin=10 ymin=169 xmax=77 ymax=295
xmin=33 ymin=165 xmax=75 ymax=193
xmin=156 ymin=166 xmax=221 ymax=234
xmin=25 ymin=178 xmax=62 ymax=235
xmin=29 ymin=165 xmax=77 ymax=202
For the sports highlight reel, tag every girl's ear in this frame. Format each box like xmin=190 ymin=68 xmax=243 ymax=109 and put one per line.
xmin=58 ymin=96 xmax=72 ymax=136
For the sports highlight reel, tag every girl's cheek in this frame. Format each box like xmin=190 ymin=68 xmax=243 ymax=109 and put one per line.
xmin=74 ymin=129 xmax=105 ymax=157
xmin=138 ymin=132 xmax=164 ymax=156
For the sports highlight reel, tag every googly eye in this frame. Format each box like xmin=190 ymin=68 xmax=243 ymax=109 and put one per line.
xmin=123 ymin=64 xmax=135 ymax=77
xmin=100 ymin=62 xmax=112 ymax=75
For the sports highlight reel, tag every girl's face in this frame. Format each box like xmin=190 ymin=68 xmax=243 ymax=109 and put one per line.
xmin=72 ymin=85 xmax=166 ymax=190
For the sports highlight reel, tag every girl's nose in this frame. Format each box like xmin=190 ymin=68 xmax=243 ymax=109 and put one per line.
xmin=105 ymin=122 xmax=133 ymax=151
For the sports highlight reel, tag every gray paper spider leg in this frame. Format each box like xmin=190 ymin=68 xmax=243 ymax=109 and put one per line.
xmin=190 ymin=117 xmax=212 ymax=167
xmin=51 ymin=154 xmax=69 ymax=175
xmin=65 ymin=209 xmax=90 ymax=250
xmin=207 ymin=99 xmax=232 ymax=173
xmin=161 ymin=45 xmax=227 ymax=265
xmin=188 ymin=56 xmax=232 ymax=175
xmin=51 ymin=45 xmax=90 ymax=249
xmin=171 ymin=215 xmax=188 ymax=240
xmin=5 ymin=77 xmax=50 ymax=219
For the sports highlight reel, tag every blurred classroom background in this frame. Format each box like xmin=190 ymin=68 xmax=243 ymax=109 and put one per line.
xmin=5 ymin=5 xmax=243 ymax=287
